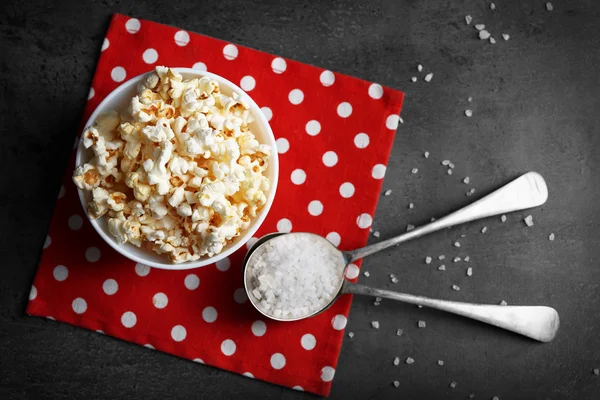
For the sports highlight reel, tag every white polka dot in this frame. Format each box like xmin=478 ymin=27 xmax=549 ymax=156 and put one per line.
xmin=293 ymin=386 xmax=304 ymax=391
xmin=223 ymin=44 xmax=238 ymax=60
xmin=110 ymin=66 xmax=126 ymax=83
xmin=291 ymin=169 xmax=306 ymax=185
xmin=305 ymin=120 xmax=321 ymax=136
xmin=372 ymin=164 xmax=387 ymax=179
xmin=326 ymin=232 xmax=341 ymax=247
xmin=332 ymin=314 xmax=347 ymax=330
xmin=288 ymin=89 xmax=304 ymax=105
xmin=345 ymin=263 xmax=359 ymax=279
xmin=221 ymin=339 xmax=236 ymax=356
xmin=88 ymin=87 xmax=95 ymax=100
xmin=192 ymin=62 xmax=207 ymax=71
xmin=102 ymin=279 xmax=118 ymax=295
xmin=68 ymin=215 xmax=83 ymax=230
xmin=58 ymin=185 xmax=65 ymax=199
xmin=135 ymin=263 xmax=151 ymax=277
xmin=85 ymin=247 xmax=101 ymax=263
xmin=368 ymin=83 xmax=384 ymax=99
xmin=121 ymin=311 xmax=137 ymax=328
xmin=276 ymin=218 xmax=292 ymax=233
xmin=174 ymin=30 xmax=190 ymax=46
xmin=44 ymin=235 xmax=51 ymax=249
xmin=356 ymin=213 xmax=373 ymax=229
xmin=354 ymin=133 xmax=370 ymax=149
xmin=184 ymin=274 xmax=200 ymax=290
xmin=29 ymin=285 xmax=37 ymax=300
xmin=72 ymin=298 xmax=87 ymax=314
xmin=47 ymin=316 xmax=55 ymax=321
xmin=271 ymin=57 xmax=287 ymax=74
xmin=142 ymin=48 xmax=158 ymax=64
xmin=321 ymin=366 xmax=335 ymax=382
xmin=171 ymin=325 xmax=187 ymax=342
xmin=308 ymin=200 xmax=323 ymax=216
xmin=339 ymin=182 xmax=355 ymax=198
xmin=251 ymin=320 xmax=267 ymax=337
xmin=276 ymin=138 xmax=289 ymax=154
xmin=337 ymin=102 xmax=353 ymax=118
xmin=270 ymin=353 xmax=287 ymax=370
xmin=53 ymin=265 xmax=68 ymax=281
xmin=234 ymin=288 xmax=248 ymax=304
xmin=202 ymin=306 xmax=217 ymax=323
xmin=301 ymin=334 xmax=316 ymax=350
xmin=96 ymin=330 xmax=103 ymax=334
xmin=243 ymin=372 xmax=254 ymax=378
xmin=125 ymin=18 xmax=141 ymax=34
xmin=261 ymin=107 xmax=272 ymax=121
xmin=216 ymin=258 xmax=230 ymax=272
xmin=386 ymin=114 xmax=400 ymax=130
xmin=320 ymin=70 xmax=335 ymax=87
xmin=101 ymin=38 xmax=109 ymax=51
xmin=246 ymin=237 xmax=259 ymax=250
xmin=145 ymin=344 xmax=155 ymax=349
xmin=193 ymin=358 xmax=204 ymax=363
xmin=152 ymin=293 xmax=168 ymax=309
xmin=240 ymin=75 xmax=256 ymax=91
xmin=322 ymin=151 xmax=338 ymax=167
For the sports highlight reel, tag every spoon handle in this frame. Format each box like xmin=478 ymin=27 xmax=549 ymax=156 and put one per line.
xmin=343 ymin=283 xmax=559 ymax=342
xmin=346 ymin=172 xmax=548 ymax=263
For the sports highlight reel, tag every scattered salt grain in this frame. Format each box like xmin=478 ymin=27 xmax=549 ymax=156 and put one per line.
xmin=406 ymin=225 xmax=415 ymax=232
xmin=463 ymin=177 xmax=470 ymax=184
xmin=449 ymin=162 xmax=455 ymax=169
xmin=438 ymin=360 xmax=444 ymax=366
xmin=417 ymin=305 xmax=423 ymax=308
xmin=467 ymin=267 xmax=473 ymax=277
xmin=464 ymin=256 xmax=470 ymax=262
xmin=411 ymin=168 xmax=419 ymax=174
xmin=438 ymin=265 xmax=446 ymax=271
xmin=448 ymin=169 xmax=453 ymax=175
xmin=430 ymin=217 xmax=436 ymax=222
xmin=424 ymin=151 xmax=430 ymax=158
xmin=364 ymin=271 xmax=370 ymax=277
xmin=490 ymin=37 xmax=496 ymax=44
xmin=348 ymin=332 xmax=354 ymax=338
xmin=417 ymin=64 xmax=423 ymax=72
xmin=424 ymin=73 xmax=433 ymax=82
xmin=475 ymin=24 xmax=485 ymax=31
xmin=500 ymin=300 xmax=507 ymax=306
xmin=371 ymin=321 xmax=380 ymax=329
xmin=492 ymin=397 xmax=500 ymax=400
xmin=425 ymin=256 xmax=432 ymax=264
xmin=392 ymin=381 xmax=400 ymax=388
xmin=465 ymin=109 xmax=473 ymax=117
xmin=461 ymin=234 xmax=466 ymax=238
xmin=374 ymin=300 xmax=380 ymax=306
xmin=399 ymin=117 xmax=404 ymax=124
xmin=503 ymin=33 xmax=510 ymax=41
xmin=411 ymin=76 xmax=417 ymax=83
xmin=373 ymin=231 xmax=381 ymax=238
xmin=490 ymin=2 xmax=496 ymax=10
xmin=384 ymin=189 xmax=393 ymax=196
xmin=454 ymin=241 xmax=461 ymax=248
xmin=441 ymin=160 xmax=450 ymax=166
xmin=468 ymin=96 xmax=473 ymax=102
xmin=450 ymin=381 xmax=457 ymax=388
xmin=439 ymin=255 xmax=445 ymax=260
xmin=481 ymin=226 xmax=488 ymax=233
xmin=393 ymin=357 xmax=400 ymax=366
xmin=409 ymin=203 xmax=414 ymax=209
xmin=479 ymin=30 xmax=491 ymax=40
xmin=375 ymin=297 xmax=382 ymax=302
xmin=396 ymin=329 xmax=403 ymax=336
xmin=465 ymin=15 xmax=472 ymax=25
xmin=468 ymin=395 xmax=475 ymax=399
xmin=524 ymin=215 xmax=534 ymax=227
xmin=391 ymin=276 xmax=399 ymax=284
xmin=593 ymin=368 xmax=599 ymax=376
xmin=246 ymin=233 xmax=344 ymax=319
xmin=453 ymin=257 xmax=461 ymax=263
xmin=501 ymin=215 xmax=507 ymax=222
xmin=418 ymin=320 xmax=426 ymax=328
xmin=546 ymin=2 xmax=553 ymax=11
xmin=549 ymin=233 xmax=555 ymax=241
xmin=452 ymin=285 xmax=460 ymax=291
xmin=406 ymin=357 xmax=414 ymax=364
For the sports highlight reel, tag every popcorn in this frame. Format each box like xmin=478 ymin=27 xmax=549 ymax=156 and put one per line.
xmin=73 ymin=67 xmax=271 ymax=263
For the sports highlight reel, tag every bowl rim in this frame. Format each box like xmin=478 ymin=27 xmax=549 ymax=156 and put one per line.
xmin=75 ymin=67 xmax=279 ymax=270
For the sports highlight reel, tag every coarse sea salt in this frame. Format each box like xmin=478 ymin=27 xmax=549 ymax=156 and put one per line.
xmin=246 ymin=233 xmax=344 ymax=319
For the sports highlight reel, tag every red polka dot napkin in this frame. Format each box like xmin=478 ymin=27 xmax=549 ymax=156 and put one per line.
xmin=27 ymin=13 xmax=404 ymax=397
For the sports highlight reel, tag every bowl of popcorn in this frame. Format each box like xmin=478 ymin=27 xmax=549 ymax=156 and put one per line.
xmin=73 ymin=67 xmax=278 ymax=269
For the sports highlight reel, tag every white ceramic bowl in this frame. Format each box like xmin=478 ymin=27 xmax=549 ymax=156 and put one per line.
xmin=75 ymin=68 xmax=279 ymax=270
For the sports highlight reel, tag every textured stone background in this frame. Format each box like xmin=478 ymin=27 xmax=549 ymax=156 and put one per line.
xmin=1 ymin=0 xmax=600 ymax=399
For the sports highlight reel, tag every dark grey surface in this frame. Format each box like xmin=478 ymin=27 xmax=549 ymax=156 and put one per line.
xmin=1 ymin=0 xmax=600 ymax=399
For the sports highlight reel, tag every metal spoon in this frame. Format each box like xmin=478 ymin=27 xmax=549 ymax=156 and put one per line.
xmin=243 ymin=172 xmax=559 ymax=342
